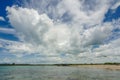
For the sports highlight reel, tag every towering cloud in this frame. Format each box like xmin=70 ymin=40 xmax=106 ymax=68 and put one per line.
xmin=3 ymin=0 xmax=120 ymax=63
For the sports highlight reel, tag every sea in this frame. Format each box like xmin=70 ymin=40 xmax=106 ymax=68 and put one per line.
xmin=0 ymin=66 xmax=120 ymax=80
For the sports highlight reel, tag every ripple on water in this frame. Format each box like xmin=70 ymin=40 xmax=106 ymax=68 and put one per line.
xmin=0 ymin=66 xmax=120 ymax=80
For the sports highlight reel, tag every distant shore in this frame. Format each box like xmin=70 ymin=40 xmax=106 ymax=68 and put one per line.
xmin=75 ymin=65 xmax=120 ymax=70
xmin=0 ymin=63 xmax=120 ymax=70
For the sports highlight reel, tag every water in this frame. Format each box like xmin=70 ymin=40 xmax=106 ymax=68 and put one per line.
xmin=0 ymin=66 xmax=120 ymax=80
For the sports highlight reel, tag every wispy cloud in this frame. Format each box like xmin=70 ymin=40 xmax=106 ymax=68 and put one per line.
xmin=111 ymin=1 xmax=120 ymax=9
xmin=0 ymin=27 xmax=16 ymax=34
xmin=0 ymin=16 xmax=5 ymax=21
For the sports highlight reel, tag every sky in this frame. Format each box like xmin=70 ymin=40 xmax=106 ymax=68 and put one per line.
xmin=0 ymin=0 xmax=120 ymax=64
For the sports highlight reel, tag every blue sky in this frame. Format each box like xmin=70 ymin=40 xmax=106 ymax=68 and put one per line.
xmin=0 ymin=0 xmax=120 ymax=64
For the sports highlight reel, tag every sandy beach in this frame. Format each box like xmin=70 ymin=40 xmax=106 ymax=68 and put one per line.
xmin=77 ymin=65 xmax=120 ymax=70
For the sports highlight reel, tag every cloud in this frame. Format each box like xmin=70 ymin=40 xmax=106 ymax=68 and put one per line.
xmin=0 ymin=16 xmax=5 ymax=21
xmin=56 ymin=0 xmax=113 ymax=26
xmin=19 ymin=0 xmax=112 ymax=25
xmin=111 ymin=1 xmax=120 ymax=9
xmin=0 ymin=38 xmax=33 ymax=57
xmin=0 ymin=38 xmax=64 ymax=63
xmin=0 ymin=27 xmax=16 ymax=34
xmin=3 ymin=0 xmax=120 ymax=63
xmin=6 ymin=6 xmax=112 ymax=54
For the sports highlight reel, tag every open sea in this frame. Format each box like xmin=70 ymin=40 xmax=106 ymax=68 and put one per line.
xmin=0 ymin=66 xmax=120 ymax=80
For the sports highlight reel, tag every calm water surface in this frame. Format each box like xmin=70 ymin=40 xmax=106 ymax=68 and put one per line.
xmin=0 ymin=66 xmax=120 ymax=80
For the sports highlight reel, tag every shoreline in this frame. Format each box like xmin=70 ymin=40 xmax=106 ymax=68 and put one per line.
xmin=0 ymin=64 xmax=120 ymax=70
xmin=76 ymin=65 xmax=120 ymax=70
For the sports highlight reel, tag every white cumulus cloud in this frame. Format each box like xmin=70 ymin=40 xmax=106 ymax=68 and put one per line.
xmin=3 ymin=0 xmax=120 ymax=63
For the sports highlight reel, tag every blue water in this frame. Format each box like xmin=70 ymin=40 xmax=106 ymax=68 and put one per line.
xmin=0 ymin=66 xmax=120 ymax=80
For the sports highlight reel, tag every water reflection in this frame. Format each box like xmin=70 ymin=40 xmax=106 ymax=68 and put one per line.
xmin=0 ymin=66 xmax=120 ymax=80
